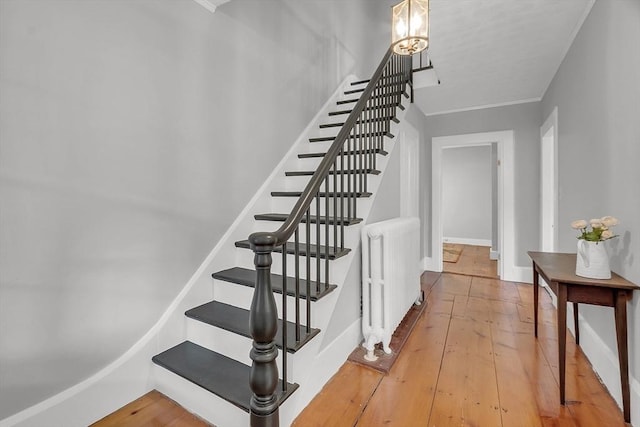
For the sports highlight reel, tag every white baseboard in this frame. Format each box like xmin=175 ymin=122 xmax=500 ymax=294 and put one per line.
xmin=489 ymin=250 xmax=500 ymax=260
xmin=443 ymin=237 xmax=492 ymax=247
xmin=508 ymin=265 xmax=533 ymax=284
xmin=422 ymin=256 xmax=439 ymax=272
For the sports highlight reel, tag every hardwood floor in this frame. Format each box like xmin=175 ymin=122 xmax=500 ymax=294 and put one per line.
xmin=97 ymin=253 xmax=626 ymax=427
xmin=91 ymin=390 xmax=212 ymax=427
xmin=293 ymin=271 xmax=627 ymax=426
xmin=443 ymin=244 xmax=498 ymax=279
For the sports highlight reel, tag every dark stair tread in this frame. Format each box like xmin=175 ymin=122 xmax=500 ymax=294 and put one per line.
xmin=235 ymin=240 xmax=351 ymax=260
xmin=352 ymin=72 xmax=405 ymax=85
xmin=152 ymin=341 xmax=298 ymax=413
xmin=309 ymin=132 xmax=394 ymax=143
xmin=328 ymin=109 xmax=353 ymax=116
xmin=320 ymin=116 xmax=399 ymax=128
xmin=337 ymin=98 xmax=359 ymax=105
xmin=337 ymin=92 xmax=407 ymax=105
xmin=285 ymin=169 xmax=380 ymax=176
xmin=298 ymin=148 xmax=388 ymax=159
xmin=185 ymin=301 xmax=319 ymax=353
xmin=212 ymin=267 xmax=337 ymax=301
xmin=254 ymin=213 xmax=362 ymax=226
xmin=344 ymin=87 xmax=365 ymax=95
xmin=271 ymin=191 xmax=371 ymax=198
xmin=328 ymin=103 xmax=405 ymax=116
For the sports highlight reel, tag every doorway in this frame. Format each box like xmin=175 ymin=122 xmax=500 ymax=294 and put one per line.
xmin=431 ymin=130 xmax=516 ymax=281
xmin=440 ymin=144 xmax=497 ymax=279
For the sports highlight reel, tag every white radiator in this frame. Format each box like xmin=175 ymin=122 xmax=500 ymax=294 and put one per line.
xmin=361 ymin=217 xmax=422 ymax=361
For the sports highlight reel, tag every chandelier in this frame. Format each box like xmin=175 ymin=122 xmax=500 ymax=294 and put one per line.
xmin=391 ymin=0 xmax=429 ymax=55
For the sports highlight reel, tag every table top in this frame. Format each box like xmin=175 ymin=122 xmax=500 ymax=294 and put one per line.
xmin=528 ymin=251 xmax=639 ymax=291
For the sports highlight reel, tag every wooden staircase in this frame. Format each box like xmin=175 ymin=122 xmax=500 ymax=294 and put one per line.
xmin=151 ymin=49 xmax=412 ymax=426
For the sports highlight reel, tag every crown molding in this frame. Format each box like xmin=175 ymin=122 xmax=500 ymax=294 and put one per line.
xmin=421 ymin=97 xmax=541 ymax=117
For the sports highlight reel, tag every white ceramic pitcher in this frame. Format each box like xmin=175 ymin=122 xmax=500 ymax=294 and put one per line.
xmin=576 ymin=240 xmax=611 ymax=279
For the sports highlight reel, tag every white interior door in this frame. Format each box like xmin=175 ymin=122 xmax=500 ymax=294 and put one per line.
xmin=540 ymin=107 xmax=558 ymax=253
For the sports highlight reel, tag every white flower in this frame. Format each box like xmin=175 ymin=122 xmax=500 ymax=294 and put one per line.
xmin=601 ymin=216 xmax=619 ymax=227
xmin=590 ymin=219 xmax=603 ymax=228
xmin=601 ymin=230 xmax=613 ymax=239
xmin=571 ymin=219 xmax=587 ymax=229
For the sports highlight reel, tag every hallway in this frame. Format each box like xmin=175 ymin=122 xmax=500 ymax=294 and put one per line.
xmin=293 ymin=271 xmax=627 ymax=426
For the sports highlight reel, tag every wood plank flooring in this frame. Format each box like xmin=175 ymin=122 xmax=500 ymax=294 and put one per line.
xmin=293 ymin=271 xmax=627 ymax=426
xmin=443 ymin=244 xmax=498 ymax=278
xmin=97 ymin=253 xmax=626 ymax=426
xmin=91 ymin=390 xmax=212 ymax=427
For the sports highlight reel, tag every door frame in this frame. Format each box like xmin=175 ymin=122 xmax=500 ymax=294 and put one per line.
xmin=540 ymin=107 xmax=558 ymax=252
xmin=431 ymin=130 xmax=515 ymax=281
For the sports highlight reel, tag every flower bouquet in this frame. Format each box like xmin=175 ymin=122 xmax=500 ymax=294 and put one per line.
xmin=571 ymin=216 xmax=619 ymax=242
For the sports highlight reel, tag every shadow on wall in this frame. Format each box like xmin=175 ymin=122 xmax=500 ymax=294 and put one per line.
xmin=609 ymin=231 xmax=633 ymax=272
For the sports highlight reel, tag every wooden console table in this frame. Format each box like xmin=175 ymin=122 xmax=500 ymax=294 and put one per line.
xmin=528 ymin=251 xmax=639 ymax=423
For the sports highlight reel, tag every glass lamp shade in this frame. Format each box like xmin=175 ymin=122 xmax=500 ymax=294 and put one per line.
xmin=391 ymin=0 xmax=429 ymax=55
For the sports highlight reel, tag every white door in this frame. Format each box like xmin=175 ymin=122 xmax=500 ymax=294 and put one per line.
xmin=540 ymin=108 xmax=558 ymax=252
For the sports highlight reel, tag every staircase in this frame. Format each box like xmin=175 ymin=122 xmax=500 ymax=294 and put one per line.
xmin=151 ymin=49 xmax=412 ymax=427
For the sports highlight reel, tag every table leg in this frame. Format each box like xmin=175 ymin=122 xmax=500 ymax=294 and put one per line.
xmin=573 ymin=303 xmax=579 ymax=346
xmin=557 ymin=282 xmax=567 ymax=405
xmin=533 ymin=262 xmax=539 ymax=338
xmin=614 ymin=290 xmax=630 ymax=423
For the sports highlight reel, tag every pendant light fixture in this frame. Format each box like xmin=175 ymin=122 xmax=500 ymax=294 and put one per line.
xmin=391 ymin=0 xmax=429 ymax=55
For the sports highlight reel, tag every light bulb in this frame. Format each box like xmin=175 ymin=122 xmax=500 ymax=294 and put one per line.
xmin=396 ymin=18 xmax=407 ymax=37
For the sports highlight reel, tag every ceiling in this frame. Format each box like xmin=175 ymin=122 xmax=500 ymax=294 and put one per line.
xmin=203 ymin=0 xmax=594 ymax=116
xmin=408 ymin=0 xmax=595 ymax=116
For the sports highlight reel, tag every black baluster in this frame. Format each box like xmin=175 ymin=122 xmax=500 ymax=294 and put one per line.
xmin=324 ymin=175 xmax=330 ymax=291
xmin=294 ymin=228 xmax=300 ymax=343
xmin=305 ymin=208 xmax=311 ymax=332
xmin=340 ymin=147 xmax=345 ymax=250
xmin=281 ymin=249 xmax=287 ymax=393
xmin=315 ymin=194 xmax=321 ymax=294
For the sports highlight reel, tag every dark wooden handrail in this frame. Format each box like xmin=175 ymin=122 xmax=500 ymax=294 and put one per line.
xmin=250 ymin=47 xmax=394 ymax=247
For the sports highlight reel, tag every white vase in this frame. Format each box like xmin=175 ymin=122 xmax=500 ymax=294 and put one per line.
xmin=576 ymin=240 xmax=611 ymax=279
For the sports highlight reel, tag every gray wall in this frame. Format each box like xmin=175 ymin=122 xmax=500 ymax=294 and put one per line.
xmin=541 ymin=0 xmax=640 ymax=407
xmin=442 ymin=145 xmax=492 ymax=242
xmin=0 ymin=0 xmax=391 ymax=417
xmin=413 ymin=101 xmax=541 ymax=266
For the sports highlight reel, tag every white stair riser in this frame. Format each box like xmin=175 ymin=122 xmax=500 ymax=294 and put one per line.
xmin=186 ymin=318 xmax=253 ymax=366
xmin=154 ymin=365 xmax=249 ymax=427
xmin=186 ymin=318 xmax=293 ymax=375
xmin=250 ymin=221 xmax=362 ymax=247
xmin=233 ymin=246 xmax=352 ymax=282
xmin=212 ymin=278 xmax=325 ymax=324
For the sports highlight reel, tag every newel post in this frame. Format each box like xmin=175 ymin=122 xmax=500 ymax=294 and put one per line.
xmin=248 ymin=232 xmax=280 ymax=427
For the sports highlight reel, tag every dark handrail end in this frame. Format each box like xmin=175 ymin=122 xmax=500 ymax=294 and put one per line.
xmin=249 ymin=232 xmax=278 ymax=252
